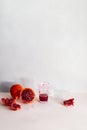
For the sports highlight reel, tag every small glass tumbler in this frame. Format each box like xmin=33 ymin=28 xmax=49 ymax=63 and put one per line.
xmin=38 ymin=82 xmax=49 ymax=103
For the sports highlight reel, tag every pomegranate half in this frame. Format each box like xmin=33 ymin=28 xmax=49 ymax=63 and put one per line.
xmin=20 ymin=88 xmax=36 ymax=103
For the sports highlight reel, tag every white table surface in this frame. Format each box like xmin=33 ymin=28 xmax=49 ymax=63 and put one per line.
xmin=0 ymin=92 xmax=87 ymax=130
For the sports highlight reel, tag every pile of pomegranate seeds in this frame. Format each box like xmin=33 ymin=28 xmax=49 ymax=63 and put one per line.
xmin=1 ymin=98 xmax=21 ymax=111
xmin=63 ymin=98 xmax=74 ymax=106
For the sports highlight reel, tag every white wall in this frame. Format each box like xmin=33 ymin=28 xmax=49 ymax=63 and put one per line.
xmin=0 ymin=0 xmax=87 ymax=91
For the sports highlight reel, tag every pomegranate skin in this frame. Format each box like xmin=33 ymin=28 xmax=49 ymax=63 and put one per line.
xmin=10 ymin=103 xmax=21 ymax=111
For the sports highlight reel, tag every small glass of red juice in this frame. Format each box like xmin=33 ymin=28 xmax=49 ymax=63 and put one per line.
xmin=38 ymin=82 xmax=49 ymax=103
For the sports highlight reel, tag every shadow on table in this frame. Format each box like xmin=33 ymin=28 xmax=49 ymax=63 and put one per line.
xmin=0 ymin=81 xmax=16 ymax=92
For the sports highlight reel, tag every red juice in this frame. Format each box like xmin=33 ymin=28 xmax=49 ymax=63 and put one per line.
xmin=39 ymin=94 xmax=48 ymax=102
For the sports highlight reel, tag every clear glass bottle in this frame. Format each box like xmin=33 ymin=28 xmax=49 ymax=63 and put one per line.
xmin=38 ymin=82 xmax=49 ymax=102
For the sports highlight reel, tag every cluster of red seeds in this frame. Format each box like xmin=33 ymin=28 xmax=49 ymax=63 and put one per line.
xmin=63 ymin=98 xmax=74 ymax=106
xmin=1 ymin=98 xmax=21 ymax=111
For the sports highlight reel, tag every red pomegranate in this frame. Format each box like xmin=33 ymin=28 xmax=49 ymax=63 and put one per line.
xmin=10 ymin=84 xmax=23 ymax=99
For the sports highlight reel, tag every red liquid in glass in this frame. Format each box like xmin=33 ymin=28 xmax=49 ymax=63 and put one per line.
xmin=39 ymin=94 xmax=48 ymax=102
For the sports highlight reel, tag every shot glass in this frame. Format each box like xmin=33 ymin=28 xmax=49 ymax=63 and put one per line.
xmin=38 ymin=82 xmax=49 ymax=102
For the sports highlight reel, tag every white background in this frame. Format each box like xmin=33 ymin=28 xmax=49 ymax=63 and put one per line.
xmin=0 ymin=0 xmax=87 ymax=91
